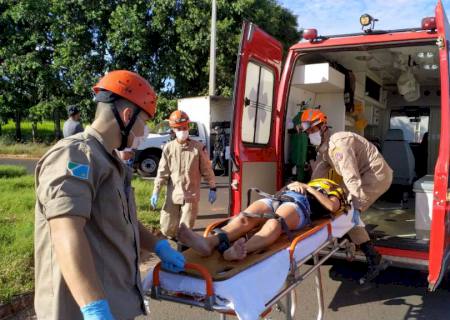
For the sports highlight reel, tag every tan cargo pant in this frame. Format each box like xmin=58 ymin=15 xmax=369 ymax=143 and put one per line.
xmin=347 ymin=168 xmax=393 ymax=245
xmin=160 ymin=196 xmax=199 ymax=238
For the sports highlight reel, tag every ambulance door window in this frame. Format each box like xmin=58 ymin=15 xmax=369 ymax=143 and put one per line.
xmin=241 ymin=61 xmax=274 ymax=145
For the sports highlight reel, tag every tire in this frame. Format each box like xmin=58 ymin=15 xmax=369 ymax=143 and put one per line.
xmin=137 ymin=153 xmax=160 ymax=177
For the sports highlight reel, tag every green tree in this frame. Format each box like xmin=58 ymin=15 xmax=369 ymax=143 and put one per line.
xmin=0 ymin=0 xmax=298 ymax=138
xmin=171 ymin=0 xmax=299 ymax=97
xmin=0 ymin=0 xmax=55 ymax=141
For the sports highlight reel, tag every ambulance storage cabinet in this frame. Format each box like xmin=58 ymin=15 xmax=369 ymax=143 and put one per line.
xmin=413 ymin=175 xmax=434 ymax=240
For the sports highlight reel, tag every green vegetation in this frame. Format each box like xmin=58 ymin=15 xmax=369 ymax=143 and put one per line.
xmin=0 ymin=165 xmax=27 ymax=178
xmin=0 ymin=175 xmax=35 ymax=304
xmin=0 ymin=173 xmax=162 ymax=304
xmin=1 ymin=120 xmax=59 ymax=144
xmin=0 ymin=0 xmax=298 ymax=141
xmin=0 ymin=120 xmax=62 ymax=157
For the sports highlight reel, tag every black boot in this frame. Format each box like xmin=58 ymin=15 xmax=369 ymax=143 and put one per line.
xmin=359 ymin=241 xmax=391 ymax=285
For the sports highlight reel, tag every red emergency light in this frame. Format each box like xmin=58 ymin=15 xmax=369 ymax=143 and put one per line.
xmin=303 ymin=29 xmax=318 ymax=41
xmin=421 ymin=17 xmax=436 ymax=30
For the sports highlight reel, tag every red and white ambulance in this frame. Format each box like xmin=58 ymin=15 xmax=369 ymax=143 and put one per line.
xmin=229 ymin=1 xmax=450 ymax=290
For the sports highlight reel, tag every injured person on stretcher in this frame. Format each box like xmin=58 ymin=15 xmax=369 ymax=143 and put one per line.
xmin=178 ymin=178 xmax=348 ymax=261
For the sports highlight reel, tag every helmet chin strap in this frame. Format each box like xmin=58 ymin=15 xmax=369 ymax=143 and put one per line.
xmin=93 ymin=90 xmax=142 ymax=151
xmin=110 ymin=104 xmax=141 ymax=151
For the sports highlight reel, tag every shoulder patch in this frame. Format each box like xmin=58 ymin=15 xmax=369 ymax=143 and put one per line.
xmin=67 ymin=161 xmax=90 ymax=180
xmin=332 ymin=148 xmax=344 ymax=161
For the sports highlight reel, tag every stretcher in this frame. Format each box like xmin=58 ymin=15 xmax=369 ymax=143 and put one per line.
xmin=144 ymin=208 xmax=357 ymax=320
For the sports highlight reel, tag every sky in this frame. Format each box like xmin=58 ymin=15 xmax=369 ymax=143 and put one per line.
xmin=278 ymin=0 xmax=450 ymax=35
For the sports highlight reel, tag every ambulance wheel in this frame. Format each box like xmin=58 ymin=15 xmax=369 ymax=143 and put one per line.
xmin=137 ymin=154 xmax=160 ymax=177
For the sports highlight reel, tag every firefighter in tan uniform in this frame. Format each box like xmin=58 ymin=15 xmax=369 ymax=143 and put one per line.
xmin=301 ymin=109 xmax=393 ymax=284
xmin=34 ymin=71 xmax=185 ymax=320
xmin=150 ymin=110 xmax=217 ymax=239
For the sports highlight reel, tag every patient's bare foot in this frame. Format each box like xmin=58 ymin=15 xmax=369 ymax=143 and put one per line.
xmin=177 ymin=223 xmax=213 ymax=256
xmin=223 ymin=238 xmax=247 ymax=261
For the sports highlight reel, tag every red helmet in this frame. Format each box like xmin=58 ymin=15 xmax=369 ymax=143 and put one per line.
xmin=300 ymin=109 xmax=327 ymax=131
xmin=168 ymin=110 xmax=190 ymax=128
xmin=93 ymin=70 xmax=157 ymax=117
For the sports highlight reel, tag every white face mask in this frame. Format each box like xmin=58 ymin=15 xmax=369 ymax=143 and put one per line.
xmin=175 ymin=130 xmax=189 ymax=142
xmin=308 ymin=131 xmax=322 ymax=146
xmin=130 ymin=125 xmax=149 ymax=149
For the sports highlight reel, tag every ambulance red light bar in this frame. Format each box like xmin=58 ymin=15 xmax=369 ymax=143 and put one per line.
xmin=302 ymin=29 xmax=318 ymax=41
xmin=421 ymin=17 xmax=436 ymax=30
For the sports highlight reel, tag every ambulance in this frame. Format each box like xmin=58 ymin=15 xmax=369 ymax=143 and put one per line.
xmin=229 ymin=1 xmax=450 ymax=290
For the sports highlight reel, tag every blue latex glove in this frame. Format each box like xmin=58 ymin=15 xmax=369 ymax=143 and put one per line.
xmin=81 ymin=299 xmax=114 ymax=320
xmin=208 ymin=189 xmax=217 ymax=204
xmin=150 ymin=193 xmax=158 ymax=209
xmin=125 ymin=159 xmax=134 ymax=167
xmin=352 ymin=209 xmax=361 ymax=225
xmin=154 ymin=239 xmax=185 ymax=273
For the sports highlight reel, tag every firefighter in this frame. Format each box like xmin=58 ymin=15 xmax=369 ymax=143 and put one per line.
xmin=150 ymin=110 xmax=217 ymax=239
xmin=300 ymin=109 xmax=393 ymax=284
xmin=34 ymin=70 xmax=185 ymax=320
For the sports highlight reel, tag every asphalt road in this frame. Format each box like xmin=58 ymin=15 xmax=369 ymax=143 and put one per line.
xmin=145 ymin=261 xmax=450 ymax=320
xmin=3 ymin=157 xmax=450 ymax=320
xmin=0 ymin=157 xmax=38 ymax=174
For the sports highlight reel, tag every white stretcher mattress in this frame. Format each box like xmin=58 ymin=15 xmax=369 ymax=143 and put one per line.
xmin=143 ymin=209 xmax=356 ymax=320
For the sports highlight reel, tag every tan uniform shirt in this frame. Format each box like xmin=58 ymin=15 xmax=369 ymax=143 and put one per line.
xmin=153 ymin=139 xmax=216 ymax=204
xmin=34 ymin=127 xmax=144 ymax=320
xmin=312 ymin=132 xmax=393 ymax=212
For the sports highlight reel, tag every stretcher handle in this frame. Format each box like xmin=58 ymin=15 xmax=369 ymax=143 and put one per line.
xmin=203 ymin=218 xmax=231 ymax=237
xmin=289 ymin=220 xmax=332 ymax=261
xmin=152 ymin=262 xmax=215 ymax=297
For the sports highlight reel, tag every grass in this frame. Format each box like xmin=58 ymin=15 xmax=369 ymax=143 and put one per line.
xmin=0 ymin=118 xmax=161 ymax=158
xmin=1 ymin=120 xmax=60 ymax=144
xmin=0 ymin=165 xmax=28 ymax=178
xmin=0 ymin=172 xmax=163 ymax=304
xmin=0 ymin=120 xmax=63 ymax=158
xmin=0 ymin=175 xmax=35 ymax=305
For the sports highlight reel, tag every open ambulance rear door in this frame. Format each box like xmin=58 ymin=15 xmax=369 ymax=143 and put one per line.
xmin=428 ymin=0 xmax=450 ymax=291
xmin=229 ymin=22 xmax=283 ymax=214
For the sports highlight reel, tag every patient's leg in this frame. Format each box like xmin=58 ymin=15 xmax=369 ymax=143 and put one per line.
xmin=178 ymin=223 xmax=214 ymax=256
xmin=223 ymin=238 xmax=246 ymax=261
xmin=177 ymin=200 xmax=270 ymax=256
xmin=220 ymin=200 xmax=269 ymax=241
xmin=225 ymin=204 xmax=301 ymax=260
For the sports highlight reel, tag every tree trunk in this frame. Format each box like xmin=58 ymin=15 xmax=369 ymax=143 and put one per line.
xmin=54 ymin=109 xmax=62 ymax=140
xmin=15 ymin=110 xmax=21 ymax=142
xmin=31 ymin=122 xmax=38 ymax=143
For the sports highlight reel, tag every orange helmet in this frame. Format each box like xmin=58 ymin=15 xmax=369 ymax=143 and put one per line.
xmin=168 ymin=110 xmax=190 ymax=128
xmin=300 ymin=109 xmax=327 ymax=131
xmin=93 ymin=70 xmax=157 ymax=117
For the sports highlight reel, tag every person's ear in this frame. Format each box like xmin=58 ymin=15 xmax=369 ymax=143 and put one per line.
xmin=121 ymin=107 xmax=134 ymax=124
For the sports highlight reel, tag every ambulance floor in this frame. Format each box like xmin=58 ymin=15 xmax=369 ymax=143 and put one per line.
xmin=364 ymin=197 xmax=416 ymax=239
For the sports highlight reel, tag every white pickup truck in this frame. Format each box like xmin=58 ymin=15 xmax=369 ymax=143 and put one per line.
xmin=134 ymin=120 xmax=208 ymax=177
xmin=134 ymin=95 xmax=232 ymax=177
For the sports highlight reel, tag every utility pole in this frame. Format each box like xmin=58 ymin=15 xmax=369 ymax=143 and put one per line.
xmin=209 ymin=0 xmax=217 ymax=96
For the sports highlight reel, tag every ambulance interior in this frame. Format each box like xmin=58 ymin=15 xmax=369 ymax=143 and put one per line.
xmin=285 ymin=43 xmax=441 ymax=250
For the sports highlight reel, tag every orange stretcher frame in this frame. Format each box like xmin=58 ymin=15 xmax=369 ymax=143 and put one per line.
xmin=149 ymin=215 xmax=353 ymax=320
